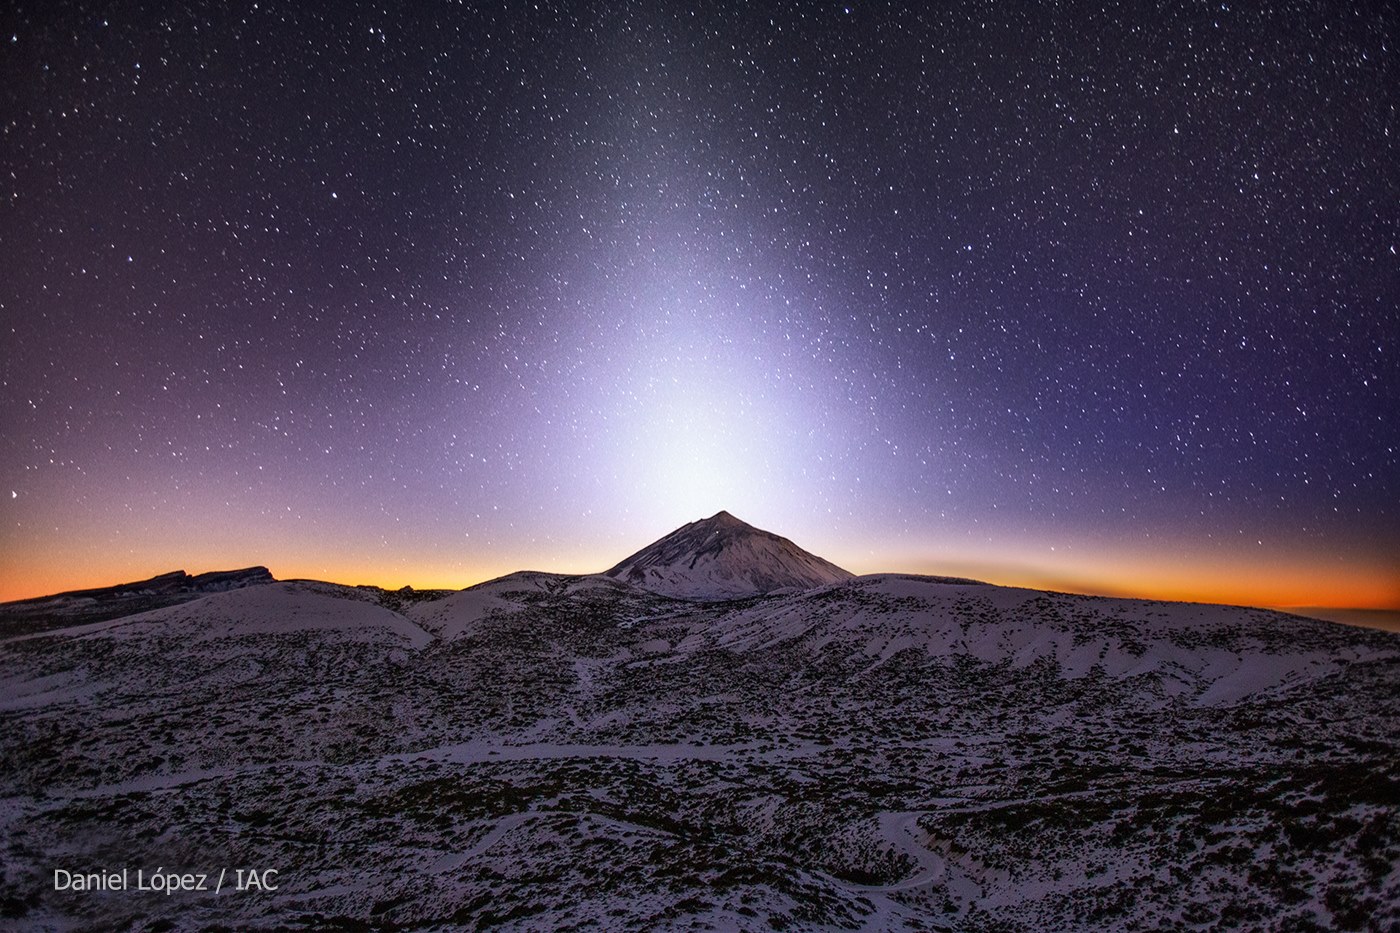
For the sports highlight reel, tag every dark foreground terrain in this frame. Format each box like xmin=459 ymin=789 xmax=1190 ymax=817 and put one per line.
xmin=1 ymin=570 xmax=1397 ymax=930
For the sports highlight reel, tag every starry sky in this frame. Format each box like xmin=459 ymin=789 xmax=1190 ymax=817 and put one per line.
xmin=2 ymin=1 xmax=1397 ymax=610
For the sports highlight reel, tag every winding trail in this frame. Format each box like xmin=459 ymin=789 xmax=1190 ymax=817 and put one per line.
xmin=432 ymin=810 xmax=674 ymax=873
xmin=818 ymin=811 xmax=946 ymax=894
xmin=431 ymin=812 xmax=538 ymax=872
xmin=45 ymin=739 xmax=826 ymax=800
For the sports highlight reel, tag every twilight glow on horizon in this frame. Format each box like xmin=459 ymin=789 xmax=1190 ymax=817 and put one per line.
xmin=2 ymin=3 xmax=1396 ymax=611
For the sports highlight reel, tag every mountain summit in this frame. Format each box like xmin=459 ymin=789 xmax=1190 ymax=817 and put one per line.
xmin=602 ymin=510 xmax=855 ymax=599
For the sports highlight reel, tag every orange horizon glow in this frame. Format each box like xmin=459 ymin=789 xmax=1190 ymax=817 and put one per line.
xmin=4 ymin=542 xmax=1397 ymax=614
xmin=857 ymin=543 xmax=1400 ymax=614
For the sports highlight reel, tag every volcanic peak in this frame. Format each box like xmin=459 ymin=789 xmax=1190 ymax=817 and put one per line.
xmin=602 ymin=510 xmax=854 ymax=599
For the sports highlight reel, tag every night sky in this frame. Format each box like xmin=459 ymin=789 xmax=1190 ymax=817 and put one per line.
xmin=3 ymin=2 xmax=1397 ymax=609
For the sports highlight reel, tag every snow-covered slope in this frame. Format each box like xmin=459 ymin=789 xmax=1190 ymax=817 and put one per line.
xmin=1 ymin=541 xmax=1397 ymax=931
xmin=699 ymin=574 xmax=1377 ymax=706
xmin=406 ymin=570 xmax=669 ymax=640
xmin=602 ymin=510 xmax=855 ymax=598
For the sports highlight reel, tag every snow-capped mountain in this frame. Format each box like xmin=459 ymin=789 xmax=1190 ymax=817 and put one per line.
xmin=602 ymin=510 xmax=855 ymax=598
xmin=1 ymin=519 xmax=1397 ymax=931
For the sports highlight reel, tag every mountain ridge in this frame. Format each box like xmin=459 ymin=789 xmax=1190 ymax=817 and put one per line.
xmin=0 ymin=566 xmax=276 ymax=638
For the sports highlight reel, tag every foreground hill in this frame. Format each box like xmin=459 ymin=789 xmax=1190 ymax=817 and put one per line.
xmin=0 ymin=533 xmax=1397 ymax=930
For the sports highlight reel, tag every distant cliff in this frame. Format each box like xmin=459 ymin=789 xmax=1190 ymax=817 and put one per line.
xmin=0 ymin=566 xmax=275 ymax=638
